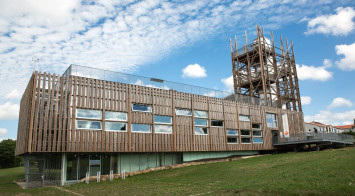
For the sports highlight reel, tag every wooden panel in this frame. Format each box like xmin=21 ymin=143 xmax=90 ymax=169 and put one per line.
xmin=17 ymin=72 xmax=307 ymax=155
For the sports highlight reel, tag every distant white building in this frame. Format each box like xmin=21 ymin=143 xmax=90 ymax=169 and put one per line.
xmin=304 ymin=122 xmax=343 ymax=133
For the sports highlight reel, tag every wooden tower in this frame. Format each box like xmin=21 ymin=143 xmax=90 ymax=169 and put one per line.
xmin=230 ymin=25 xmax=302 ymax=111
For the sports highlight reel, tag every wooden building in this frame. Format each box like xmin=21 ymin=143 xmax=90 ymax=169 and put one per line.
xmin=16 ymin=27 xmax=305 ymax=187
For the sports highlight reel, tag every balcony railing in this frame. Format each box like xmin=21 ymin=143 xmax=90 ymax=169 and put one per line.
xmin=275 ymin=132 xmax=354 ymax=145
xmin=63 ymin=64 xmax=266 ymax=106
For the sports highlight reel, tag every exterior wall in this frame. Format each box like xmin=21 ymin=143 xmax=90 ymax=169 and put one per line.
xmin=16 ymin=72 xmax=305 ymax=155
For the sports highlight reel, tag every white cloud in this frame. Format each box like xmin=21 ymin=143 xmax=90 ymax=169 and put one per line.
xmin=301 ymin=96 xmax=312 ymax=105
xmin=296 ymin=64 xmax=333 ymax=81
xmin=0 ymin=102 xmax=19 ymax=120
xmin=0 ymin=0 xmax=343 ymax=113
xmin=5 ymin=89 xmax=21 ymax=100
xmin=221 ymin=76 xmax=234 ymax=91
xmin=335 ymin=42 xmax=355 ymax=70
xmin=305 ymin=7 xmax=355 ymax=36
xmin=182 ymin=64 xmax=207 ymax=78
xmin=0 ymin=128 xmax=8 ymax=142
xmin=304 ymin=110 xmax=355 ymax=126
xmin=328 ymin=97 xmax=353 ymax=109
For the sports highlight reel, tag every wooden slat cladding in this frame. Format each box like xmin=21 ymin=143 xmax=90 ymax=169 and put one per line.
xmin=16 ymin=72 xmax=305 ymax=155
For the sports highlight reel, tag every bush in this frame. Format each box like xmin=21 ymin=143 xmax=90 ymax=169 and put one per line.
xmin=0 ymin=139 xmax=22 ymax=169
xmin=343 ymin=130 xmax=355 ymax=137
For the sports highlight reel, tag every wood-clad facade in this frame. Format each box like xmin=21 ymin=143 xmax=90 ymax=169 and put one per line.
xmin=16 ymin=71 xmax=305 ymax=156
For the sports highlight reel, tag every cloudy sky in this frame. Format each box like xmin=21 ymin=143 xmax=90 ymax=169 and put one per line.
xmin=0 ymin=0 xmax=355 ymax=141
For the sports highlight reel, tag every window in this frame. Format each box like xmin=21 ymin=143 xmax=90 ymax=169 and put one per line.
xmin=226 ymin=129 xmax=238 ymax=135
xmin=253 ymin=130 xmax=262 ymax=137
xmin=105 ymin=111 xmax=127 ymax=121
xmin=154 ymin=115 xmax=172 ymax=124
xmin=227 ymin=129 xmax=238 ymax=144
xmin=76 ymin=109 xmax=102 ymax=119
xmin=175 ymin=108 xmax=192 ymax=116
xmin=241 ymin=130 xmax=251 ymax=136
xmin=76 ymin=120 xmax=102 ymax=130
xmin=252 ymin=123 xmax=261 ymax=129
xmin=155 ymin=125 xmax=172 ymax=134
xmin=194 ymin=119 xmax=208 ymax=126
xmin=211 ymin=120 xmax=223 ymax=127
xmin=266 ymin=113 xmax=278 ymax=127
xmin=132 ymin=104 xmax=152 ymax=112
xmin=195 ymin=127 xmax=208 ymax=135
xmin=239 ymin=115 xmax=250 ymax=121
xmin=227 ymin=137 xmax=238 ymax=144
xmin=194 ymin=110 xmax=208 ymax=118
xmin=241 ymin=138 xmax=251 ymax=143
xmin=105 ymin=122 xmax=126 ymax=131
xmin=131 ymin=124 xmax=151 ymax=133
xmin=253 ymin=137 xmax=263 ymax=143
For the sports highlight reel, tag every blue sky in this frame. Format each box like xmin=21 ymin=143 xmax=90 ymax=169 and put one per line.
xmin=0 ymin=0 xmax=355 ymax=141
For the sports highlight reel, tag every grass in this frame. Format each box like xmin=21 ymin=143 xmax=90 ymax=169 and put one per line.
xmin=1 ymin=147 xmax=355 ymax=195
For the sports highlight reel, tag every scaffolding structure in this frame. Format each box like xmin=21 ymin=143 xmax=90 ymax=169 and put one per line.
xmin=230 ymin=25 xmax=302 ymax=111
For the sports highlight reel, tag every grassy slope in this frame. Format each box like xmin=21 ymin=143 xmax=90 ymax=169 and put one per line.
xmin=1 ymin=147 xmax=355 ymax=196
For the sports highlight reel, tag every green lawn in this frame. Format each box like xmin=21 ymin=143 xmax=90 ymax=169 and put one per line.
xmin=1 ymin=147 xmax=355 ymax=195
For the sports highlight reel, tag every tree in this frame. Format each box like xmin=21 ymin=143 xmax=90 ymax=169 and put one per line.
xmin=0 ymin=139 xmax=22 ymax=169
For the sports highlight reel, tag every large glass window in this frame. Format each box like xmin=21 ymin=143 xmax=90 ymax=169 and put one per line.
xmin=105 ymin=111 xmax=127 ymax=121
xmin=194 ymin=110 xmax=208 ymax=118
xmin=79 ymin=155 xmax=89 ymax=180
xmin=175 ymin=108 xmax=192 ymax=116
xmin=227 ymin=129 xmax=238 ymax=135
xmin=266 ymin=113 xmax=278 ymax=127
xmin=154 ymin=115 xmax=172 ymax=124
xmin=105 ymin=122 xmax=126 ymax=131
xmin=239 ymin=115 xmax=250 ymax=121
xmin=241 ymin=130 xmax=251 ymax=136
xmin=132 ymin=124 xmax=151 ymax=133
xmin=66 ymin=154 xmax=78 ymax=181
xmin=132 ymin=104 xmax=152 ymax=112
xmin=89 ymin=154 xmax=100 ymax=176
xmin=252 ymin=123 xmax=261 ymax=129
xmin=195 ymin=127 xmax=208 ymax=135
xmin=227 ymin=137 xmax=238 ymax=144
xmin=194 ymin=119 xmax=208 ymax=126
xmin=76 ymin=109 xmax=102 ymax=119
xmin=253 ymin=137 xmax=263 ymax=143
xmin=241 ymin=138 xmax=251 ymax=143
xmin=155 ymin=125 xmax=172 ymax=134
xmin=76 ymin=120 xmax=102 ymax=130
xmin=211 ymin=120 xmax=223 ymax=127
xmin=253 ymin=130 xmax=262 ymax=137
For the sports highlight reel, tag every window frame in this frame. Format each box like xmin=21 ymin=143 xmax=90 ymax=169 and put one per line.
xmin=253 ymin=137 xmax=263 ymax=143
xmin=154 ymin=115 xmax=172 ymax=124
xmin=241 ymin=130 xmax=251 ymax=136
xmin=131 ymin=123 xmax=152 ymax=133
xmin=104 ymin=121 xmax=127 ymax=132
xmin=211 ymin=120 xmax=224 ymax=127
xmin=105 ymin=111 xmax=127 ymax=121
xmin=175 ymin=108 xmax=192 ymax=116
xmin=76 ymin=108 xmax=102 ymax=120
xmin=131 ymin=103 xmax=152 ymax=113
xmin=194 ymin=118 xmax=208 ymax=126
xmin=194 ymin=127 xmax=209 ymax=135
xmin=193 ymin=110 xmax=208 ymax=118
xmin=266 ymin=113 xmax=278 ymax=128
xmin=154 ymin=124 xmax=173 ymax=134
xmin=226 ymin=129 xmax=239 ymax=136
xmin=227 ymin=137 xmax=239 ymax=144
xmin=76 ymin=120 xmax=102 ymax=130
xmin=241 ymin=137 xmax=252 ymax=144
xmin=239 ymin=114 xmax=251 ymax=122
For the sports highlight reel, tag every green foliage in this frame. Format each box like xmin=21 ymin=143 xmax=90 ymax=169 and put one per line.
xmin=0 ymin=139 xmax=22 ymax=169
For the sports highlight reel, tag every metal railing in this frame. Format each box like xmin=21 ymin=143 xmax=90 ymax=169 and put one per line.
xmin=276 ymin=132 xmax=354 ymax=145
xmin=62 ymin=64 xmax=266 ymax=106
